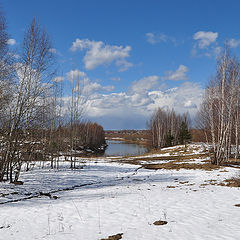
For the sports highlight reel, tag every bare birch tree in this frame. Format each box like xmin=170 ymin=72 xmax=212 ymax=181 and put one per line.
xmin=0 ymin=18 xmax=56 ymax=182
xmin=198 ymin=45 xmax=240 ymax=165
xmin=149 ymin=108 xmax=191 ymax=149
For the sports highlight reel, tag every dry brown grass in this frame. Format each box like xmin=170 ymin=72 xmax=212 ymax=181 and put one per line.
xmin=219 ymin=169 xmax=229 ymax=172
xmin=179 ymin=181 xmax=189 ymax=184
xmin=141 ymin=162 xmax=219 ymax=171
xmin=200 ymin=179 xmax=218 ymax=187
xmin=149 ymin=145 xmax=202 ymax=156
xmin=120 ymin=153 xmax=209 ymax=167
xmin=221 ymin=177 xmax=240 ymax=187
xmin=113 ymin=144 xmax=215 ymax=171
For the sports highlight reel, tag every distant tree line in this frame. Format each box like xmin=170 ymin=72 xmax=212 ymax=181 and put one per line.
xmin=0 ymin=11 xmax=105 ymax=182
xmin=149 ymin=108 xmax=191 ymax=149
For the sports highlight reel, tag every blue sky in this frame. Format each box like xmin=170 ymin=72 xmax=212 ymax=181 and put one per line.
xmin=4 ymin=0 xmax=240 ymax=129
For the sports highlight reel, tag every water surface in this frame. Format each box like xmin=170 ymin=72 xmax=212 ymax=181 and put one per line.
xmin=103 ymin=140 xmax=149 ymax=156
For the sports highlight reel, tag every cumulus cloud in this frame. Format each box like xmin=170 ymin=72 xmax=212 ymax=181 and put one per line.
xmin=79 ymin=78 xmax=203 ymax=129
xmin=148 ymin=82 xmax=203 ymax=114
xmin=184 ymin=100 xmax=197 ymax=108
xmin=66 ymin=69 xmax=87 ymax=83
xmin=193 ymin=31 xmax=218 ymax=49
xmin=131 ymin=76 xmax=159 ymax=93
xmin=70 ymin=38 xmax=92 ymax=51
xmin=146 ymin=32 xmax=167 ymax=44
xmin=192 ymin=31 xmax=220 ymax=57
xmin=66 ymin=69 xmax=114 ymax=96
xmin=7 ymin=39 xmax=16 ymax=45
xmin=146 ymin=32 xmax=176 ymax=45
xmin=49 ymin=48 xmax=57 ymax=54
xmin=82 ymin=82 xmax=114 ymax=95
xmin=213 ymin=46 xmax=222 ymax=55
xmin=60 ymin=81 xmax=203 ymax=129
xmin=229 ymin=38 xmax=240 ymax=48
xmin=116 ymin=59 xmax=133 ymax=72
xmin=162 ymin=65 xmax=188 ymax=81
xmin=52 ymin=76 xmax=64 ymax=82
xmin=8 ymin=52 xmax=20 ymax=59
xmin=70 ymin=38 xmax=132 ymax=71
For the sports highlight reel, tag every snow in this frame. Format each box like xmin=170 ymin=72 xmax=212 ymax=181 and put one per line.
xmin=1 ymin=144 xmax=240 ymax=240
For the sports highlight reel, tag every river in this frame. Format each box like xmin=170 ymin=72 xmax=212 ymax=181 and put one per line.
xmin=103 ymin=140 xmax=149 ymax=157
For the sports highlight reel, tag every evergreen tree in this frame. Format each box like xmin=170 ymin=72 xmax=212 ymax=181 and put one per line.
xmin=178 ymin=121 xmax=191 ymax=145
xmin=164 ymin=131 xmax=174 ymax=147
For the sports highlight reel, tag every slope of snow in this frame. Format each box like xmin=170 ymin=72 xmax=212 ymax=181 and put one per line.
xmin=0 ymin=145 xmax=240 ymax=240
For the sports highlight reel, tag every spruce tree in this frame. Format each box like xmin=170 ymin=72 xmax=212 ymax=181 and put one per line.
xmin=164 ymin=131 xmax=174 ymax=147
xmin=178 ymin=121 xmax=191 ymax=145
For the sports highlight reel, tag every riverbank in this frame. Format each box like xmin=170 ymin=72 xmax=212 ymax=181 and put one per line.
xmin=105 ymin=130 xmax=151 ymax=146
xmin=1 ymin=144 xmax=240 ymax=240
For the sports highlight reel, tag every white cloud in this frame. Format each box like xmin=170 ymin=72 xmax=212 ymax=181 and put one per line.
xmin=7 ymin=39 xmax=16 ymax=45
xmin=52 ymin=76 xmax=64 ymax=82
xmin=49 ymin=48 xmax=57 ymax=54
xmin=66 ymin=69 xmax=87 ymax=83
xmin=131 ymin=76 xmax=159 ymax=93
xmin=229 ymin=38 xmax=240 ymax=48
xmin=78 ymin=78 xmax=203 ymax=129
xmin=213 ymin=46 xmax=222 ymax=55
xmin=82 ymin=82 xmax=114 ymax=95
xmin=146 ymin=33 xmax=156 ymax=44
xmin=146 ymin=32 xmax=176 ymax=45
xmin=184 ymin=100 xmax=197 ymax=108
xmin=70 ymin=38 xmax=132 ymax=71
xmin=8 ymin=52 xmax=19 ymax=59
xmin=193 ymin=31 xmax=218 ymax=49
xmin=61 ymin=70 xmax=203 ymax=129
xmin=70 ymin=38 xmax=92 ymax=51
xmin=111 ymin=77 xmax=121 ymax=81
xmin=146 ymin=33 xmax=167 ymax=44
xmin=148 ymin=82 xmax=203 ymax=114
xmin=162 ymin=65 xmax=188 ymax=81
xmin=66 ymin=69 xmax=114 ymax=96
xmin=116 ymin=59 xmax=133 ymax=72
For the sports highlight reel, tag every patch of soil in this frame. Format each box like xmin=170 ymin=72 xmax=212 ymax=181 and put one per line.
xmin=153 ymin=220 xmax=168 ymax=226
xmin=100 ymin=233 xmax=123 ymax=240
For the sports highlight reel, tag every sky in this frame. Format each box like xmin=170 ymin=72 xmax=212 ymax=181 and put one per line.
xmin=3 ymin=0 xmax=240 ymax=129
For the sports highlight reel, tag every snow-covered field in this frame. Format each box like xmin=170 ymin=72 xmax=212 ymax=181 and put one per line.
xmin=1 ymin=144 xmax=240 ymax=240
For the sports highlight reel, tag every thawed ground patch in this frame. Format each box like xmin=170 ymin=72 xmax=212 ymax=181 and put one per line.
xmin=1 ymin=144 xmax=240 ymax=240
